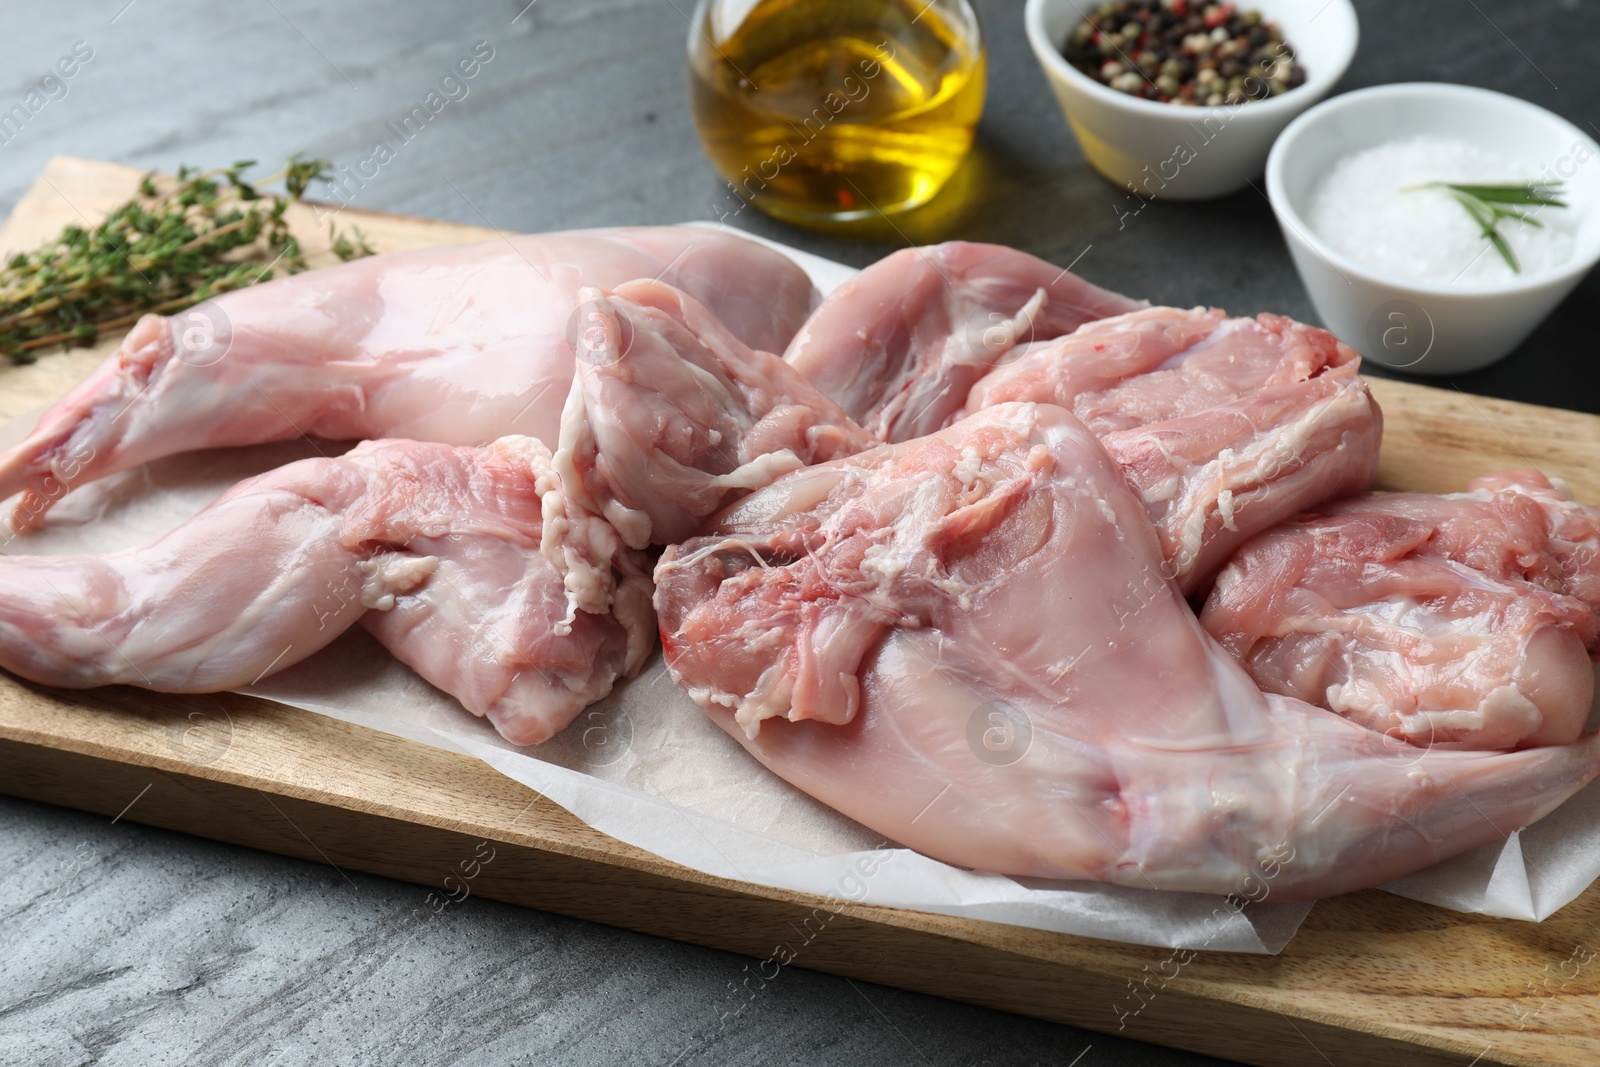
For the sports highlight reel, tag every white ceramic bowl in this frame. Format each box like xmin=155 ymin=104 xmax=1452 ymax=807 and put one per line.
xmin=1266 ymin=82 xmax=1600 ymax=375
xmin=1024 ymin=0 xmax=1358 ymax=200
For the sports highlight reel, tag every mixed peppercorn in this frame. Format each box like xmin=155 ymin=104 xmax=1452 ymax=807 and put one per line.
xmin=1061 ymin=1 xmax=1306 ymax=107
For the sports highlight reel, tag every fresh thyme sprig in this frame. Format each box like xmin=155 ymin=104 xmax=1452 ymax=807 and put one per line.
xmin=0 ymin=157 xmax=375 ymax=364
xmin=1403 ymin=180 xmax=1567 ymax=274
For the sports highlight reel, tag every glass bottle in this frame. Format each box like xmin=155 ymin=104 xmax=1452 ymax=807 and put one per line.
xmin=689 ymin=0 xmax=986 ymax=226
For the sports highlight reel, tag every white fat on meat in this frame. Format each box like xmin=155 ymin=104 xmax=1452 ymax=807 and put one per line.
xmin=357 ymin=552 xmax=440 ymax=610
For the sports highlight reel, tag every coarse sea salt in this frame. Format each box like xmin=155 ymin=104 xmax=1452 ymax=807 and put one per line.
xmin=1306 ymin=135 xmax=1577 ymax=285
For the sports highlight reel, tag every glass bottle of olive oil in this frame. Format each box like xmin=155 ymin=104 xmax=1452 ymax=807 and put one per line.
xmin=689 ymin=0 xmax=985 ymax=226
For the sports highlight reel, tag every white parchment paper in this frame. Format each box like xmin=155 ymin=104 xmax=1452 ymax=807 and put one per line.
xmin=5 ymin=236 xmax=1597 ymax=954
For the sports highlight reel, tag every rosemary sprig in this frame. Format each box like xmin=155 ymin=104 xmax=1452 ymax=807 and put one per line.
xmin=0 ymin=157 xmax=375 ymax=364
xmin=1403 ymin=180 xmax=1567 ymax=274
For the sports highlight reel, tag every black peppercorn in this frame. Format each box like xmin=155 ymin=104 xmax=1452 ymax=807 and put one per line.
xmin=1060 ymin=1 xmax=1304 ymax=107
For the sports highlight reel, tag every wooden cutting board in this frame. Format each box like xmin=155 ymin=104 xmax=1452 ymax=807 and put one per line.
xmin=3 ymin=156 xmax=1598 ymax=1067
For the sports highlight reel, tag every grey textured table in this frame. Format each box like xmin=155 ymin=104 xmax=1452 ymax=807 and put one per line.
xmin=1 ymin=2 xmax=1594 ymax=1065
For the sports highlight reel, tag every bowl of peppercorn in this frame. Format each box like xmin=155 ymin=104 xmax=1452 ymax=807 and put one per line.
xmin=1025 ymin=0 xmax=1358 ymax=200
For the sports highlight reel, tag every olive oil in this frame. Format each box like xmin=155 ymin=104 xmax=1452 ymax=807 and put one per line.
xmin=690 ymin=0 xmax=985 ymax=225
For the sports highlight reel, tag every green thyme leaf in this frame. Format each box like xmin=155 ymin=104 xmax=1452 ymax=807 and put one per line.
xmin=0 ymin=158 xmax=375 ymax=364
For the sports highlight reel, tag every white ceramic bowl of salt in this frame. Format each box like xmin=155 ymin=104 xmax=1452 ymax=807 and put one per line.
xmin=1266 ymin=82 xmax=1600 ymax=375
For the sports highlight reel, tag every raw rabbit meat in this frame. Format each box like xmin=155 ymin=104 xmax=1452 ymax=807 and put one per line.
xmin=783 ymin=242 xmax=1145 ymax=443
xmin=965 ymin=307 xmax=1382 ymax=593
xmin=0 ymin=436 xmax=648 ymax=746
xmin=0 ymin=227 xmax=818 ymax=531
xmin=554 ymin=279 xmax=877 ymax=552
xmin=1201 ymin=470 xmax=1600 ymax=750
xmin=654 ymin=403 xmax=1600 ymax=900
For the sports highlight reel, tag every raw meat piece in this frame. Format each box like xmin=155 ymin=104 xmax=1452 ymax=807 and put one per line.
xmin=0 ymin=227 xmax=818 ymax=531
xmin=1463 ymin=470 xmax=1600 ymax=610
xmin=965 ymin=307 xmax=1382 ymax=593
xmin=1201 ymin=470 xmax=1600 ymax=751
xmin=554 ymin=280 xmax=877 ymax=552
xmin=0 ymin=437 xmax=648 ymax=746
xmin=783 ymin=242 xmax=1144 ymax=443
xmin=654 ymin=403 xmax=1600 ymax=900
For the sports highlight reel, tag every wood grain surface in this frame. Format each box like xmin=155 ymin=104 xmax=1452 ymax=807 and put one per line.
xmin=3 ymin=157 xmax=1599 ymax=1067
